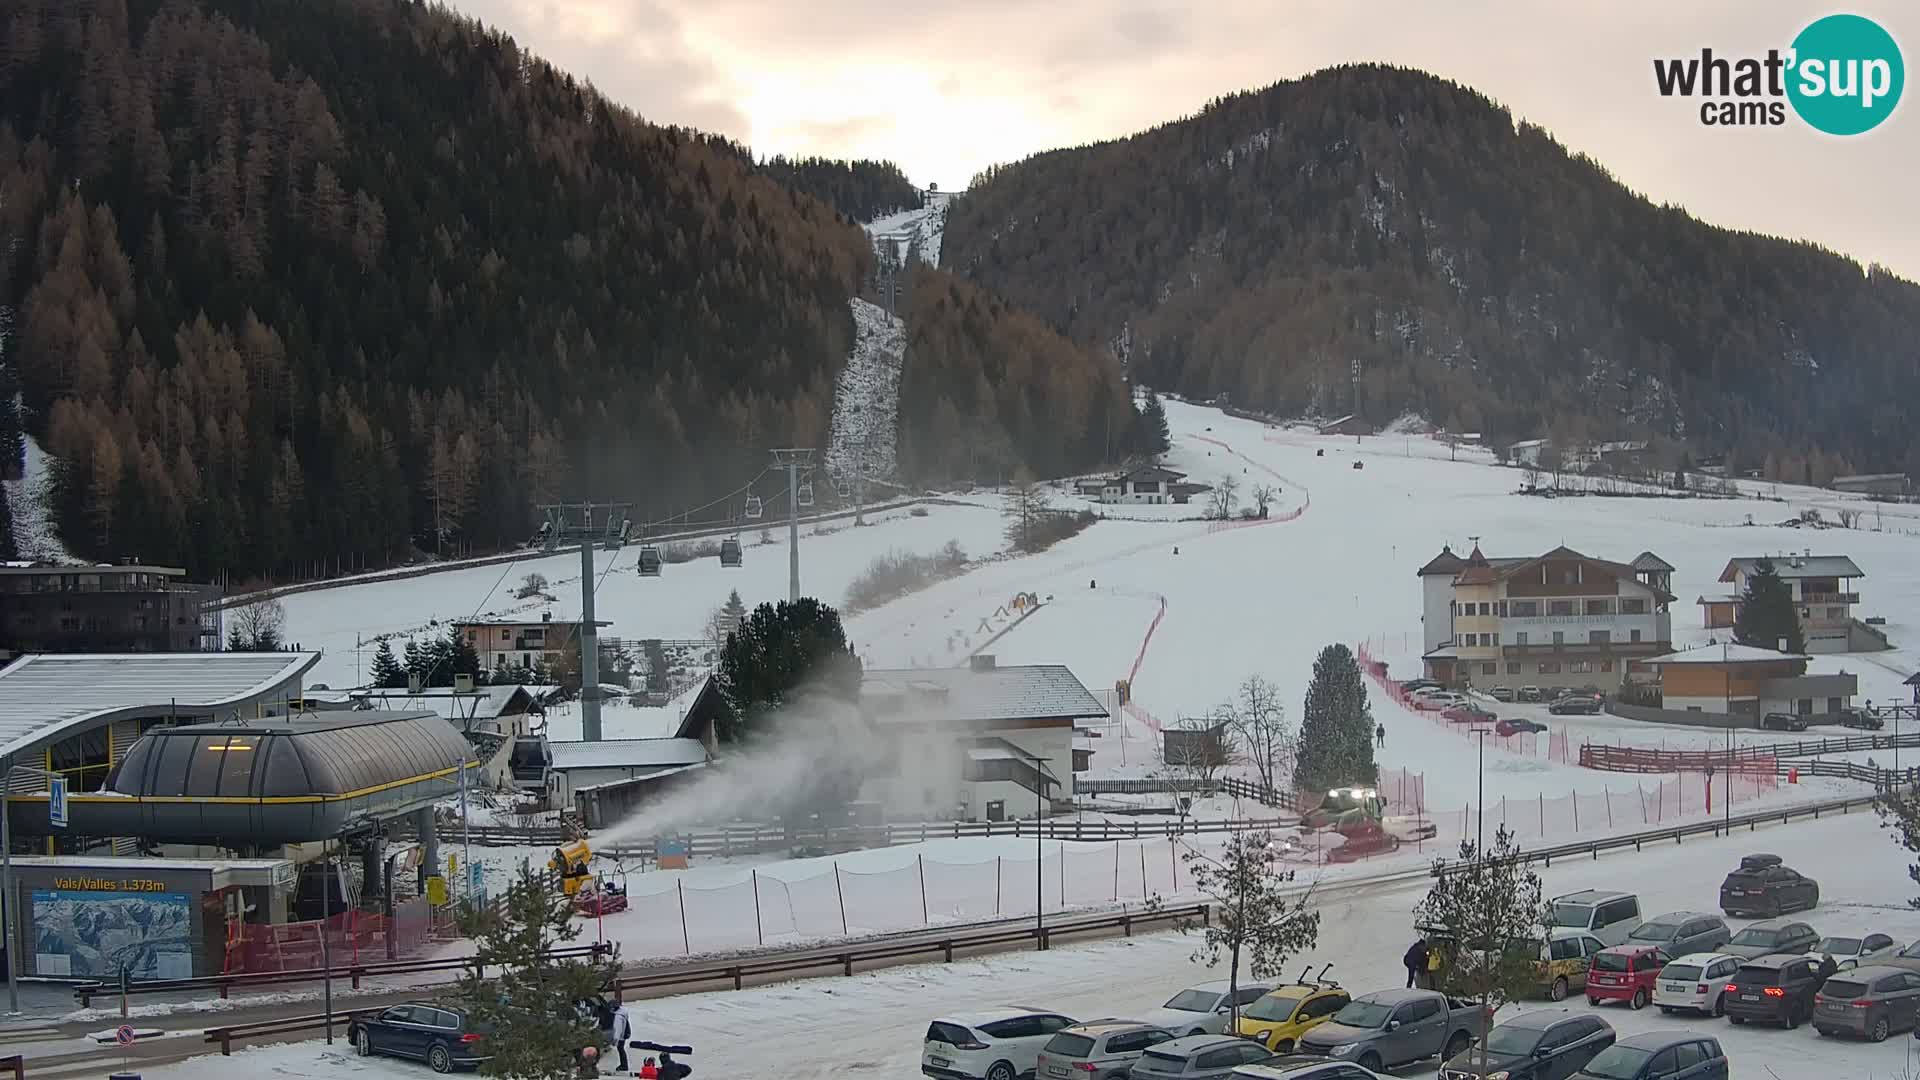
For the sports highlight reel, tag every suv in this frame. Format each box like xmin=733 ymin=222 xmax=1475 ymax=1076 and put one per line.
xmin=923 ymin=1008 xmax=1078 ymax=1080
xmin=1586 ymin=945 xmax=1670 ymax=1010
xmin=1550 ymin=891 xmax=1643 ymax=946
xmin=1652 ymin=953 xmax=1741 ymax=1016
xmin=1762 ymin=711 xmax=1810 ymax=732
xmin=1296 ymin=989 xmax=1486 ymax=1073
xmin=1488 ymin=687 xmax=1516 ymax=703
xmin=1723 ymin=955 xmax=1822 ymax=1027
xmin=1719 ymin=855 xmax=1819 ymax=916
xmin=1439 ymin=1010 xmax=1614 ymax=1080
xmin=1517 ymin=686 xmax=1543 ymax=702
xmin=1627 ymin=912 xmax=1730 ymax=959
xmin=1814 ymin=965 xmax=1920 ymax=1041
xmin=1722 ymin=918 xmax=1820 ymax=960
xmin=1035 ymin=1021 xmax=1174 ymax=1079
xmin=1838 ymin=705 xmax=1885 ymax=730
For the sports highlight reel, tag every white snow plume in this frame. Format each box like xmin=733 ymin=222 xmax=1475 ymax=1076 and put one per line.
xmin=596 ymin=690 xmax=966 ymax=847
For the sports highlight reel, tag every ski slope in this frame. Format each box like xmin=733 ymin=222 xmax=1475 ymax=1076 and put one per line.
xmin=865 ymin=188 xmax=952 ymax=267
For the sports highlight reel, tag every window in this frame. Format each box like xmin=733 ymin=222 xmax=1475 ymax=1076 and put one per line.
xmin=1797 ymin=699 xmax=1813 ymax=715
xmin=1515 ymin=632 xmax=1530 ymax=646
xmin=1036 ymin=1016 xmax=1073 ymax=1034
xmin=1538 ymin=662 xmax=1560 ymax=674
xmin=1300 ymin=995 xmax=1346 ymax=1019
xmin=501 ymin=629 xmax=511 ymax=641
xmin=1106 ymin=1032 xmax=1153 ymax=1054
xmin=1482 ymin=663 xmax=1496 ymax=675
xmin=1589 ymin=630 xmax=1609 ymax=644
xmin=1479 ymin=602 xmax=1492 ymax=616
xmin=1672 ymin=1042 xmax=1709 ymax=1069
xmin=1600 ymin=898 xmax=1639 ymax=924
xmin=979 ymin=1018 xmax=1031 ymax=1039
xmin=1550 ymin=936 xmax=1583 ymax=961
xmin=1619 ymin=598 xmax=1647 ymax=614
xmin=466 ymin=630 xmax=477 ymax=642
xmin=1568 ymin=661 xmax=1593 ymax=674
xmin=1552 ymin=631 xmax=1565 ymax=645
xmin=216 ymin=735 xmax=260 ymax=796
xmin=1582 ymin=937 xmax=1605 ymax=957
xmin=1646 ymin=1049 xmax=1678 ymax=1075
xmin=1495 ymin=602 xmax=1508 ymax=617
xmin=1491 ymin=633 xmax=1500 ymax=646
xmin=1828 ymin=697 xmax=1843 ymax=714
xmin=1549 ymin=600 xmax=1575 ymax=616
xmin=1195 ymin=1049 xmax=1239 ymax=1070
xmin=1401 ymin=999 xmax=1442 ymax=1022
xmin=1507 ymin=663 xmax=1521 ymax=674
xmin=1511 ymin=601 xmax=1539 ymax=617
xmin=1629 ymin=629 xmax=1642 ymax=643
xmin=1585 ymin=599 xmax=1611 ymax=615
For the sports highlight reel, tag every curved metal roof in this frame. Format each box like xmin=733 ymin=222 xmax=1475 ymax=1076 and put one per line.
xmin=110 ymin=711 xmax=472 ymax=798
xmin=0 ymin=652 xmax=319 ymax=760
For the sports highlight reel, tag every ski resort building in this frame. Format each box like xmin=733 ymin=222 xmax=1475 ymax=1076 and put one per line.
xmin=1098 ymin=465 xmax=1190 ymax=505
xmin=454 ymin=613 xmax=611 ymax=672
xmin=1416 ymin=544 xmax=1674 ymax=692
xmin=1703 ymin=554 xmax=1881 ymax=653
xmin=0 ymin=561 xmax=221 ymax=662
xmin=1639 ymin=642 xmax=1858 ymax=719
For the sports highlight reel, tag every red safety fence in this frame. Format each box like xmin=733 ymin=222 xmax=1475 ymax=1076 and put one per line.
xmin=224 ymin=897 xmax=436 ymax=975
xmin=1579 ymin=744 xmax=1783 ymax=778
xmin=1355 ymin=641 xmax=1575 ymax=764
xmin=1434 ymin=771 xmax=1780 ymax=841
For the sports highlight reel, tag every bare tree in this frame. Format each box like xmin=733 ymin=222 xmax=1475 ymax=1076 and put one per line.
xmin=1002 ymin=482 xmax=1055 ymax=552
xmin=1206 ymin=473 xmax=1241 ymax=520
xmin=227 ymin=597 xmax=286 ymax=650
xmin=1176 ymin=831 xmax=1322 ymax=1032
xmin=1155 ymin=725 xmax=1231 ymax=825
xmin=1250 ymin=483 xmax=1278 ymax=519
xmin=514 ymin=572 xmax=551 ymax=600
xmin=1220 ymin=675 xmax=1293 ymax=797
xmin=1837 ymin=508 xmax=1861 ymax=529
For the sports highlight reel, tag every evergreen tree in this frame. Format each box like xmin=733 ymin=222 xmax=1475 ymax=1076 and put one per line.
xmin=1139 ymin=390 xmax=1172 ymax=458
xmin=454 ymin=865 xmax=618 ymax=1079
xmin=446 ymin=624 xmax=483 ymax=686
xmin=402 ymin=638 xmax=426 ymax=686
xmin=715 ymin=597 xmax=862 ymax=743
xmin=721 ymin=589 xmax=748 ymax=639
xmin=1732 ymin=558 xmax=1806 ymax=654
xmin=369 ymin=639 xmax=407 ymax=689
xmin=1295 ymin=643 xmax=1377 ymax=792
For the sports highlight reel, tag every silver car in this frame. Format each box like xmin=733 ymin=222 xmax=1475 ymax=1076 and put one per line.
xmin=1036 ymin=1022 xmax=1175 ymax=1080
xmin=1139 ymin=981 xmax=1277 ymax=1036
xmin=1129 ymin=1035 xmax=1278 ymax=1078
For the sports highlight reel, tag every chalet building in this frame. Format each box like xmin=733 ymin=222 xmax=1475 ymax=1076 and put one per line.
xmin=454 ymin=612 xmax=612 ymax=672
xmin=1416 ymin=544 xmax=1674 ymax=691
xmin=1099 ymin=465 xmax=1189 ymax=505
xmin=1641 ymin=642 xmax=1857 ymax=720
xmin=0 ymin=561 xmax=221 ymax=662
xmin=1830 ymin=473 xmax=1911 ymax=497
xmin=1700 ymin=554 xmax=1882 ymax=653
xmin=1317 ymin=415 xmax=1373 ymax=437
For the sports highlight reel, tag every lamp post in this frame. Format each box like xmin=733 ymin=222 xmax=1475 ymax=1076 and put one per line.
xmin=1032 ymin=751 xmax=1046 ymax=946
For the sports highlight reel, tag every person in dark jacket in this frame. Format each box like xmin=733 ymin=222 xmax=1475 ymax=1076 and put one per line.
xmin=1404 ymin=938 xmax=1430 ymax=988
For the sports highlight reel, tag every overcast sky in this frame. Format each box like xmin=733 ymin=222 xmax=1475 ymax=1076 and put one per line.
xmin=453 ymin=1 xmax=1917 ymax=282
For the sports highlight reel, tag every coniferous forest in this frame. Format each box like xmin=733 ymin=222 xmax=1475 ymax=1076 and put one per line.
xmin=943 ymin=65 xmax=1920 ymax=478
xmin=0 ymin=0 xmax=1126 ymax=581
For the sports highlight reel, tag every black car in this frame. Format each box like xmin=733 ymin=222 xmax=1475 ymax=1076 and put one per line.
xmin=1570 ymin=1032 xmax=1727 ymax=1080
xmin=1439 ymin=1010 xmax=1613 ymax=1080
xmin=350 ymin=1003 xmax=490 ymax=1073
xmin=1719 ymin=855 xmax=1820 ymax=917
xmin=1761 ymin=711 xmax=1810 ymax=732
xmin=1839 ymin=706 xmax=1885 ymax=730
xmin=1723 ymin=955 xmax=1823 ymax=1027
xmin=1548 ymin=696 xmax=1602 ymax=716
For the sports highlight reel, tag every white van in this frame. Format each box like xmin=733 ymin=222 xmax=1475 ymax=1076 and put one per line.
xmin=1549 ymin=890 xmax=1643 ymax=946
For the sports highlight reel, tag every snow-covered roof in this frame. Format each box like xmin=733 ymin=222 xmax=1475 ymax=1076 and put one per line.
xmin=1719 ymin=556 xmax=1864 ymax=581
xmin=862 ymin=664 xmax=1108 ymax=725
xmin=547 ymin=737 xmax=710 ymax=772
xmin=1421 ymin=645 xmax=1459 ymax=660
xmin=1631 ymin=552 xmax=1676 ymax=572
xmin=0 ymin=652 xmax=320 ymax=759
xmin=1642 ymin=643 xmax=1809 ymax=665
xmin=352 ymin=685 xmax=543 ymax=722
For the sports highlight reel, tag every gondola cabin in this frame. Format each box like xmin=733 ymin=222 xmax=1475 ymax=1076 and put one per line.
xmin=637 ymin=545 xmax=663 ymax=577
xmin=718 ymin=537 xmax=743 ymax=567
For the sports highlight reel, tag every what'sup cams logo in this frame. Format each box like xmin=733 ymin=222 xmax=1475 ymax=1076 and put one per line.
xmin=1654 ymin=13 xmax=1904 ymax=134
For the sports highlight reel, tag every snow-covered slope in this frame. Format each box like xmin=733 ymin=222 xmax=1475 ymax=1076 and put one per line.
xmin=825 ymin=298 xmax=905 ymax=485
xmin=864 ymin=188 xmax=953 ymax=267
xmin=2 ymin=424 xmax=77 ymax=564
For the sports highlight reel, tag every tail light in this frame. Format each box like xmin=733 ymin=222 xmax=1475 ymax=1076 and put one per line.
xmin=1763 ymin=987 xmax=1785 ymax=998
xmin=1696 ymin=984 xmax=1707 ymax=993
xmin=955 ymin=1041 xmax=989 ymax=1051
xmin=1725 ymin=983 xmax=1738 ymax=993
xmin=1072 ymin=1064 xmax=1099 ymax=1072
xmin=462 ymin=1033 xmax=485 ymax=1043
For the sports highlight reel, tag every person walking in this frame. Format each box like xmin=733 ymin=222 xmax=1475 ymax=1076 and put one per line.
xmin=611 ymin=1002 xmax=634 ymax=1073
xmin=1376 ymin=722 xmax=1386 ymax=749
xmin=1403 ymin=938 xmax=1429 ymax=989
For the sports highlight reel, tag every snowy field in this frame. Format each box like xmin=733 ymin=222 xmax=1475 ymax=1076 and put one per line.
xmin=133 ymin=813 xmax=1920 ymax=1079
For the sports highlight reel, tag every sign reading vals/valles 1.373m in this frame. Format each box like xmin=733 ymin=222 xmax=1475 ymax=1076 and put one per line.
xmin=50 ymin=877 xmax=173 ymax=893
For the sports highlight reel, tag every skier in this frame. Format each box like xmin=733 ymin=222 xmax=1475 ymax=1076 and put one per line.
xmin=611 ymin=1002 xmax=633 ymax=1073
xmin=1376 ymin=722 xmax=1386 ymax=749
xmin=1403 ymin=937 xmax=1430 ymax=989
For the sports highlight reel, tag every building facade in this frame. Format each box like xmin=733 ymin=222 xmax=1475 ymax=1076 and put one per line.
xmin=1417 ymin=545 xmax=1674 ymax=691
xmin=0 ymin=562 xmax=221 ymax=661
xmin=454 ymin=613 xmax=609 ymax=672
xmin=1643 ymin=643 xmax=1858 ymax=718
xmin=1706 ymin=555 xmax=1870 ymax=653
xmin=1830 ymin=473 xmax=1911 ymax=497
xmin=1099 ymin=466 xmax=1189 ymax=505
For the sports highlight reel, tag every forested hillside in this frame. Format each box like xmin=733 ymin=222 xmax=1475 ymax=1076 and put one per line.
xmin=944 ymin=64 xmax=1920 ymax=479
xmin=0 ymin=0 xmax=1123 ymax=581
xmin=756 ymin=156 xmax=923 ymax=222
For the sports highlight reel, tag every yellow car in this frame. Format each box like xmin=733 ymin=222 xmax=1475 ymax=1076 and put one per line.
xmin=1231 ymin=984 xmax=1352 ymax=1052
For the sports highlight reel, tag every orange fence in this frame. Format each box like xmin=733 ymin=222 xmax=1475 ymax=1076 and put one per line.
xmin=1579 ymin=744 xmax=1783 ymax=777
xmin=1356 ymin=641 xmax=1575 ymax=764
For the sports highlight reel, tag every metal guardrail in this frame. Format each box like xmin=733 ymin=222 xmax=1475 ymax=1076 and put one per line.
xmin=1064 ymin=776 xmax=1299 ymax=811
xmin=1431 ymin=792 xmax=1883 ymax=877
xmin=594 ymin=815 xmax=1300 ymax=862
xmin=205 ymin=1009 xmax=376 ymax=1056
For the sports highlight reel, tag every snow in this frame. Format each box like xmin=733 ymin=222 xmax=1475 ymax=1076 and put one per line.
xmin=134 ymin=813 xmax=1920 ymax=1080
xmin=864 ymin=189 xmax=953 ymax=268
xmin=2 ymin=425 xmax=79 ymax=563
xmin=826 ymin=298 xmax=905 ymax=485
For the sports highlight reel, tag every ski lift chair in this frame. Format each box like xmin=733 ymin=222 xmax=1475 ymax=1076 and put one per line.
xmin=719 ymin=536 xmax=743 ymax=568
xmin=744 ymin=495 xmax=764 ymax=520
xmin=637 ymin=545 xmax=663 ymax=577
xmin=834 ymin=475 xmax=853 ymax=499
xmin=796 ymin=477 xmax=816 ymax=508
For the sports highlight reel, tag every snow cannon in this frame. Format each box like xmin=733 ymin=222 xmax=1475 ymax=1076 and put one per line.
xmin=550 ymin=839 xmax=593 ymax=897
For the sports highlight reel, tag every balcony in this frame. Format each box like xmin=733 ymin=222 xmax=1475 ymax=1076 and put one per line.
xmin=1502 ymin=640 xmax=1668 ymax=658
xmin=1800 ymin=592 xmax=1859 ymax=605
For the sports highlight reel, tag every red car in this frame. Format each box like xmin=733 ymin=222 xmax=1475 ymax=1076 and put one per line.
xmin=1587 ymin=945 xmax=1671 ymax=1010
xmin=1495 ymin=717 xmax=1549 ymax=737
xmin=1441 ymin=705 xmax=1496 ymax=725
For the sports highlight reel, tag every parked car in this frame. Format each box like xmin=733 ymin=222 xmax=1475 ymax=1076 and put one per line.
xmin=1548 ymin=696 xmax=1602 ymax=716
xmin=1721 ymin=918 xmax=1820 ymax=960
xmin=1627 ymin=912 xmax=1731 ymax=959
xmin=1651 ymin=952 xmax=1741 ymax=1016
xmin=1722 ymin=955 xmax=1823 ymax=1027
xmin=923 ymin=1008 xmax=1079 ymax=1080
xmin=1569 ymin=1032 xmax=1728 ymax=1080
xmin=1586 ymin=945 xmax=1671 ymax=1010
xmin=1400 ymin=679 xmax=1444 ymax=694
xmin=1417 ymin=693 xmax=1468 ymax=712
xmin=1550 ymin=891 xmax=1643 ymax=946
xmin=1143 ymin=981 xmax=1276 ymax=1037
xmin=349 ymin=1002 xmax=491 ymax=1073
xmin=1294 ymin=989 xmax=1486 ymax=1074
xmin=1233 ymin=982 xmax=1352 ymax=1052
xmin=1813 ymin=964 xmax=1920 ymax=1041
xmin=1441 ymin=704 xmax=1497 ymax=725
xmin=1517 ymin=686 xmax=1544 ymax=703
xmin=1523 ymin=928 xmax=1610 ymax=1001
xmin=1814 ymin=932 xmax=1900 ymax=970
xmin=1761 ymin=711 xmax=1810 ymax=732
xmin=1838 ymin=705 xmax=1885 ymax=730
xmin=1488 ymin=687 xmax=1517 ymax=703
xmin=1438 ymin=1009 xmax=1614 ymax=1080
xmin=1719 ymin=854 xmax=1820 ymax=916
xmin=1228 ymin=1057 xmax=1388 ymax=1080
xmin=1036 ymin=1021 xmax=1176 ymax=1080
xmin=1497 ymin=717 xmax=1550 ymax=737
xmin=1408 ymin=686 xmax=1448 ymax=699
xmin=1132 ymin=1035 xmax=1281 ymax=1078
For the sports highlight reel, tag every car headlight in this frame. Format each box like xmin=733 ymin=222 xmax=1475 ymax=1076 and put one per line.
xmin=1486 ymin=1072 xmax=1509 ymax=1080
xmin=1329 ymin=1043 xmax=1357 ymax=1056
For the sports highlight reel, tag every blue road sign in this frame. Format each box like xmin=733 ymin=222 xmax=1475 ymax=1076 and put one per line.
xmin=49 ymin=775 xmax=68 ymax=829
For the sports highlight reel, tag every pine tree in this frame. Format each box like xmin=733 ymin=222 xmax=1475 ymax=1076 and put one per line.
xmin=369 ymin=639 xmax=407 ymax=688
xmin=1139 ymin=390 xmax=1172 ymax=458
xmin=720 ymin=589 xmax=748 ymax=641
xmin=446 ymin=624 xmax=482 ymax=685
xmin=1295 ymin=643 xmax=1377 ymax=792
xmin=402 ymin=638 xmax=426 ymax=686
xmin=454 ymin=865 xmax=618 ymax=1079
xmin=1732 ymin=558 xmax=1806 ymax=654
xmin=715 ymin=597 xmax=862 ymax=743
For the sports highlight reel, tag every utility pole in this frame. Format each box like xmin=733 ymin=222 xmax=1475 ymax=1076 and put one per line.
xmin=770 ymin=450 xmax=814 ymax=602
xmin=539 ymin=502 xmax=632 ymax=742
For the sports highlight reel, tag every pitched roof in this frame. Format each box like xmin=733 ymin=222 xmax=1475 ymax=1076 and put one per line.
xmin=0 ymin=652 xmax=321 ymax=759
xmin=1719 ymin=555 xmax=1864 ymax=582
xmin=1415 ymin=546 xmax=1466 ymax=577
xmin=1631 ymin=552 xmax=1676 ymax=572
xmin=547 ymin=736 xmax=710 ymax=771
xmin=351 ymin=685 xmax=542 ymax=724
xmin=1642 ymin=643 xmax=1809 ymax=665
xmin=861 ymin=664 xmax=1108 ymax=724
xmin=1113 ymin=465 xmax=1187 ymax=483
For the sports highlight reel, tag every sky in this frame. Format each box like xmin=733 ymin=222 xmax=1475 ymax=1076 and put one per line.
xmin=450 ymin=1 xmax=1918 ymax=282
